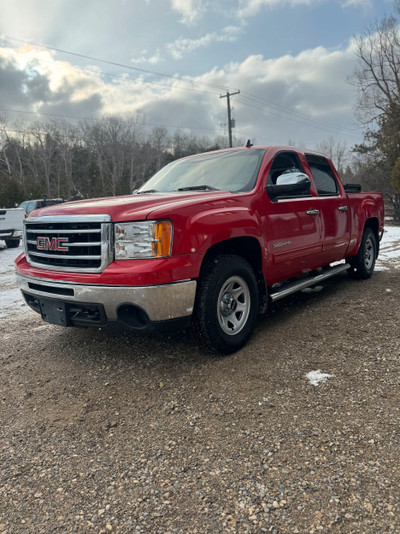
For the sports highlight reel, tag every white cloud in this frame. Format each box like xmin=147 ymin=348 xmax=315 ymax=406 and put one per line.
xmin=341 ymin=0 xmax=372 ymax=7
xmin=0 ymin=45 xmax=104 ymax=116
xmin=170 ymin=0 xmax=206 ymax=24
xmin=237 ymin=0 xmax=313 ymax=17
xmin=190 ymin=42 xmax=361 ymax=145
xmin=167 ymin=25 xmax=243 ymax=60
xmin=131 ymin=49 xmax=163 ymax=65
xmin=236 ymin=0 xmax=373 ymax=17
xmin=0 ymin=39 xmax=363 ymax=148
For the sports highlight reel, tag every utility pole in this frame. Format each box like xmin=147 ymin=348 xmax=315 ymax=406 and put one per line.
xmin=220 ymin=90 xmax=240 ymax=148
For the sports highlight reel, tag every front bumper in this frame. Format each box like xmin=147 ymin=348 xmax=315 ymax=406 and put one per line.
xmin=16 ymin=273 xmax=197 ymax=329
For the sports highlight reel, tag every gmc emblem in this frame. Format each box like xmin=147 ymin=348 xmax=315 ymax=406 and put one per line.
xmin=36 ymin=236 xmax=69 ymax=252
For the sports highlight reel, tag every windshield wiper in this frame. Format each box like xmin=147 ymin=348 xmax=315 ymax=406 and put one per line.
xmin=177 ymin=185 xmax=219 ymax=191
xmin=136 ymin=189 xmax=158 ymax=194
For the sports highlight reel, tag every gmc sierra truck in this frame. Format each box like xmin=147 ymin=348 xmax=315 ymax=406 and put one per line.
xmin=15 ymin=146 xmax=384 ymax=354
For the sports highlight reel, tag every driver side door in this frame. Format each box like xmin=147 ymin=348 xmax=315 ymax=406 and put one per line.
xmin=262 ymin=150 xmax=324 ymax=283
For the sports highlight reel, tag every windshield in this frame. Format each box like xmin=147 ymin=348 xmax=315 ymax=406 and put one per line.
xmin=137 ymin=149 xmax=265 ymax=194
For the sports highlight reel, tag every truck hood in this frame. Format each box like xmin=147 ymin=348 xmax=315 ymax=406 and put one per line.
xmin=29 ymin=191 xmax=234 ymax=221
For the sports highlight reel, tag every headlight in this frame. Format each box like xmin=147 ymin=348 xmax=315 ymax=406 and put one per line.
xmin=114 ymin=220 xmax=172 ymax=259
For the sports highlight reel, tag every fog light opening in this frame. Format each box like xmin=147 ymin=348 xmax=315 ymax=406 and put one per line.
xmin=117 ymin=304 xmax=150 ymax=329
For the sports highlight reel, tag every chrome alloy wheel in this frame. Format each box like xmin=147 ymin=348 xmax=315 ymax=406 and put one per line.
xmin=364 ymin=236 xmax=375 ymax=270
xmin=217 ymin=275 xmax=251 ymax=336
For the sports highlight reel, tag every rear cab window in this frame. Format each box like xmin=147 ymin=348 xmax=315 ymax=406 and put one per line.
xmin=305 ymin=154 xmax=339 ymax=196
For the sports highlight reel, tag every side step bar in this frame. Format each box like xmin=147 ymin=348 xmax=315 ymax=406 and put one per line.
xmin=270 ymin=263 xmax=350 ymax=303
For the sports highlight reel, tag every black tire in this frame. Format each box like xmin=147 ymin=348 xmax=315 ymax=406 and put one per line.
xmin=192 ymin=254 xmax=259 ymax=355
xmin=347 ymin=227 xmax=377 ymax=280
xmin=5 ymin=239 xmax=20 ymax=249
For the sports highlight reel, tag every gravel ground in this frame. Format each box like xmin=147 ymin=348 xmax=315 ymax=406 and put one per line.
xmin=1 ymin=229 xmax=400 ymax=533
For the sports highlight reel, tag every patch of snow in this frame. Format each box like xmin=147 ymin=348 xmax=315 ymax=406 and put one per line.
xmin=0 ymin=241 xmax=29 ymax=320
xmin=306 ymin=370 xmax=332 ymax=386
xmin=377 ymin=226 xmax=400 ymax=265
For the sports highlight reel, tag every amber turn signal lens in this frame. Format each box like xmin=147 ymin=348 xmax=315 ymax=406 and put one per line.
xmin=152 ymin=221 xmax=172 ymax=257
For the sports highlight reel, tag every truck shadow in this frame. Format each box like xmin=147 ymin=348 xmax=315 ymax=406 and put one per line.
xmin=52 ymin=270 xmax=369 ymax=370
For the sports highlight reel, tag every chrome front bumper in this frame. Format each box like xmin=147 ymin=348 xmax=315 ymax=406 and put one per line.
xmin=16 ymin=274 xmax=197 ymax=323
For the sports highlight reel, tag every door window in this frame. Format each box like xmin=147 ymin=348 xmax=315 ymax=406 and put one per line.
xmin=267 ymin=151 xmax=311 ymax=198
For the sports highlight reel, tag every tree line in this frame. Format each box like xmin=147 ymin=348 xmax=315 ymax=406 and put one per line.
xmin=0 ymin=115 xmax=229 ymax=208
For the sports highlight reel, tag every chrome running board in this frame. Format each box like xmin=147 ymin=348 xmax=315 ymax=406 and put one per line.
xmin=270 ymin=263 xmax=350 ymax=302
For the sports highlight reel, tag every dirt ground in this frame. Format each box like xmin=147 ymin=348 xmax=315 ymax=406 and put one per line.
xmin=1 ymin=242 xmax=400 ymax=533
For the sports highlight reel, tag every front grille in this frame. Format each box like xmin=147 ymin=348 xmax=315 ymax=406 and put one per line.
xmin=24 ymin=215 xmax=112 ymax=272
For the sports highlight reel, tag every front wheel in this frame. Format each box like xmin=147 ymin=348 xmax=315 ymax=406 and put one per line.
xmin=192 ymin=254 xmax=259 ymax=355
xmin=347 ymin=227 xmax=377 ymax=279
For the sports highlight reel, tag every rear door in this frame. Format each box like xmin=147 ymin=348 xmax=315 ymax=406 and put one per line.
xmin=304 ymin=154 xmax=350 ymax=264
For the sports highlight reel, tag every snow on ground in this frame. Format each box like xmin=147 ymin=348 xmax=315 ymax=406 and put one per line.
xmin=0 ymin=226 xmax=399 ymax=321
xmin=376 ymin=225 xmax=400 ymax=270
xmin=306 ymin=370 xmax=333 ymax=386
xmin=0 ymin=241 xmax=29 ymax=320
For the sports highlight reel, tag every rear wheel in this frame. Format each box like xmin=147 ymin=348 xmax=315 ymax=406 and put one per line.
xmin=193 ymin=254 xmax=259 ymax=355
xmin=347 ymin=227 xmax=377 ymax=279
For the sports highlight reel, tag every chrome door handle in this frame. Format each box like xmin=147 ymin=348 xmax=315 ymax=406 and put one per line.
xmin=338 ymin=206 xmax=348 ymax=211
xmin=306 ymin=209 xmax=320 ymax=215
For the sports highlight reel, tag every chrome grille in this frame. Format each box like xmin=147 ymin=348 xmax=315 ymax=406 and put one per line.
xmin=24 ymin=215 xmax=113 ymax=273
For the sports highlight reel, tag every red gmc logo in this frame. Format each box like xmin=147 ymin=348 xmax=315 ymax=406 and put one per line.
xmin=36 ymin=236 xmax=69 ymax=251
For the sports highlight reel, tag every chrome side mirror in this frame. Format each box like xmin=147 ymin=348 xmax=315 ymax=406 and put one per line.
xmin=267 ymin=172 xmax=312 ymax=201
xmin=275 ymin=172 xmax=311 ymax=186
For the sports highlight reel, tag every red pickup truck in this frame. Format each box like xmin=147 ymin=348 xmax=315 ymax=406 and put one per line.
xmin=15 ymin=146 xmax=384 ymax=354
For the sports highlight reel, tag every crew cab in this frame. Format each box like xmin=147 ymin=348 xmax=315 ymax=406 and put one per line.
xmin=0 ymin=207 xmax=24 ymax=248
xmin=15 ymin=146 xmax=384 ymax=354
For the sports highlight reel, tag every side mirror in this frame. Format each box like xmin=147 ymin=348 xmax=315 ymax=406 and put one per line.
xmin=267 ymin=172 xmax=311 ymax=201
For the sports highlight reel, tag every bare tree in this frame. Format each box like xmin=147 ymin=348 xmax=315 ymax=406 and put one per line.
xmin=0 ymin=116 xmax=12 ymax=176
xmin=352 ymin=15 xmax=400 ymax=125
xmin=351 ymin=4 xmax=400 ymax=220
xmin=315 ymin=136 xmax=349 ymax=176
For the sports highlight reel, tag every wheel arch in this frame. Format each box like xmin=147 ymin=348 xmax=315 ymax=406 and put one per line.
xmin=363 ymin=217 xmax=380 ymax=257
xmin=199 ymin=236 xmax=267 ymax=313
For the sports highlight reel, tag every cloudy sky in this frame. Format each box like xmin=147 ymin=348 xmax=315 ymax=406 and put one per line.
xmin=0 ymin=0 xmax=396 ymax=148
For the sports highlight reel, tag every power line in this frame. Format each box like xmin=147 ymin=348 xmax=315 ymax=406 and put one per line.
xmin=0 ymin=107 xmax=229 ymax=136
xmin=237 ymin=98 xmax=361 ymax=140
xmin=3 ymin=34 xmax=358 ymax=134
xmin=2 ymin=35 xmax=233 ymax=94
xmin=238 ymin=91 xmax=360 ymax=136
xmin=1 ymin=36 xmax=362 ymax=141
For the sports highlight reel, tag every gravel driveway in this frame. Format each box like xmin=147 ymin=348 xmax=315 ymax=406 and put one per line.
xmin=1 ymin=228 xmax=400 ymax=533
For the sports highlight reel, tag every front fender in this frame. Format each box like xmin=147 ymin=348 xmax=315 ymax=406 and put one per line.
xmin=175 ymin=205 xmax=263 ymax=256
